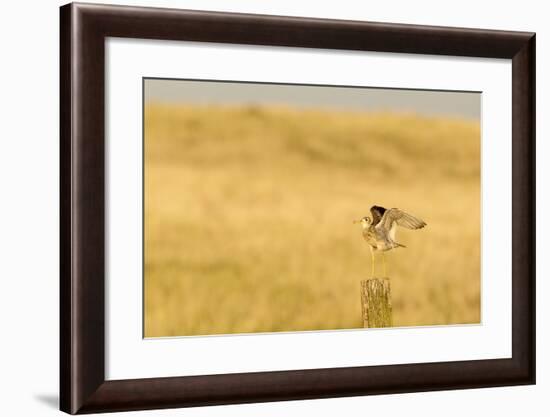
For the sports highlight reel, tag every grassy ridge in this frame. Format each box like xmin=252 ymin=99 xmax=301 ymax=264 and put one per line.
xmin=144 ymin=103 xmax=480 ymax=337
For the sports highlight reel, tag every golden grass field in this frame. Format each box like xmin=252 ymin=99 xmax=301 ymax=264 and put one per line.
xmin=144 ymin=103 xmax=480 ymax=337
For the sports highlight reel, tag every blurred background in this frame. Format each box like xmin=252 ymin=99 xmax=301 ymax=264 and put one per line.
xmin=144 ymin=79 xmax=480 ymax=337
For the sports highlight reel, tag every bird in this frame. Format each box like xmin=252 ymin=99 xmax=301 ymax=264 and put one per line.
xmin=354 ymin=205 xmax=426 ymax=278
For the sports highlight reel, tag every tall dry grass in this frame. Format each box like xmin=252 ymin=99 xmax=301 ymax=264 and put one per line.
xmin=144 ymin=103 xmax=480 ymax=337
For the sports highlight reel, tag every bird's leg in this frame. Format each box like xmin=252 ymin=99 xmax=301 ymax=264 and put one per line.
xmin=370 ymin=246 xmax=375 ymax=278
xmin=382 ymin=252 xmax=387 ymax=277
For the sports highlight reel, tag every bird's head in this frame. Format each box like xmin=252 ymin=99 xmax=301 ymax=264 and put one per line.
xmin=353 ymin=216 xmax=372 ymax=228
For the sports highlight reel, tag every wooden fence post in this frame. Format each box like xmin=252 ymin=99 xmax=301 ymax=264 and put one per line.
xmin=360 ymin=278 xmax=393 ymax=328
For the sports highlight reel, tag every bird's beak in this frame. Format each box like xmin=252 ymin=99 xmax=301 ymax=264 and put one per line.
xmin=353 ymin=219 xmax=359 ymax=224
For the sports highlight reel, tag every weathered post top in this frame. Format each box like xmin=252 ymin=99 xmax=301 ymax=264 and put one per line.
xmin=360 ymin=278 xmax=393 ymax=328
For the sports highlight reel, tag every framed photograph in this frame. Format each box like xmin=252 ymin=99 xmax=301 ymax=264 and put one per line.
xmin=60 ymin=2 xmax=535 ymax=414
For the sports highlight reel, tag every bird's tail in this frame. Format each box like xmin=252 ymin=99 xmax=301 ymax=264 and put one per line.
xmin=393 ymin=242 xmax=407 ymax=249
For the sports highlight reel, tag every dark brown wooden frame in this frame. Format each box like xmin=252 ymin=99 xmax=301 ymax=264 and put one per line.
xmin=60 ymin=2 xmax=536 ymax=414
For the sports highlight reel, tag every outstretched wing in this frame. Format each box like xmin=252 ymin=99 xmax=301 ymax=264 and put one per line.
xmin=370 ymin=205 xmax=387 ymax=226
xmin=378 ymin=208 xmax=426 ymax=236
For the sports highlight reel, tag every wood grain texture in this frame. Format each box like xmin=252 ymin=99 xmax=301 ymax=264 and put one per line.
xmin=60 ymin=2 xmax=535 ymax=414
xmin=361 ymin=279 xmax=393 ymax=328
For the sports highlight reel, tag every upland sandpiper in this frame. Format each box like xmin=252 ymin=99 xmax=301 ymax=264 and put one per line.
xmin=354 ymin=205 xmax=427 ymax=277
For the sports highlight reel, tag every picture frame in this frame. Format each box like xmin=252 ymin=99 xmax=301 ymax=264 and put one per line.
xmin=60 ymin=2 xmax=535 ymax=414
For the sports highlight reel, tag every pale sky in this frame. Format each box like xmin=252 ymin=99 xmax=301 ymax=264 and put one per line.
xmin=144 ymin=78 xmax=480 ymax=120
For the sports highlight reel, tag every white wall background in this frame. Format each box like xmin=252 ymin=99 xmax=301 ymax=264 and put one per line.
xmin=0 ymin=0 xmax=545 ymax=416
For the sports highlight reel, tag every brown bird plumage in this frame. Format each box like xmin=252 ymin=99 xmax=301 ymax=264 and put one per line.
xmin=355 ymin=205 xmax=426 ymax=277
